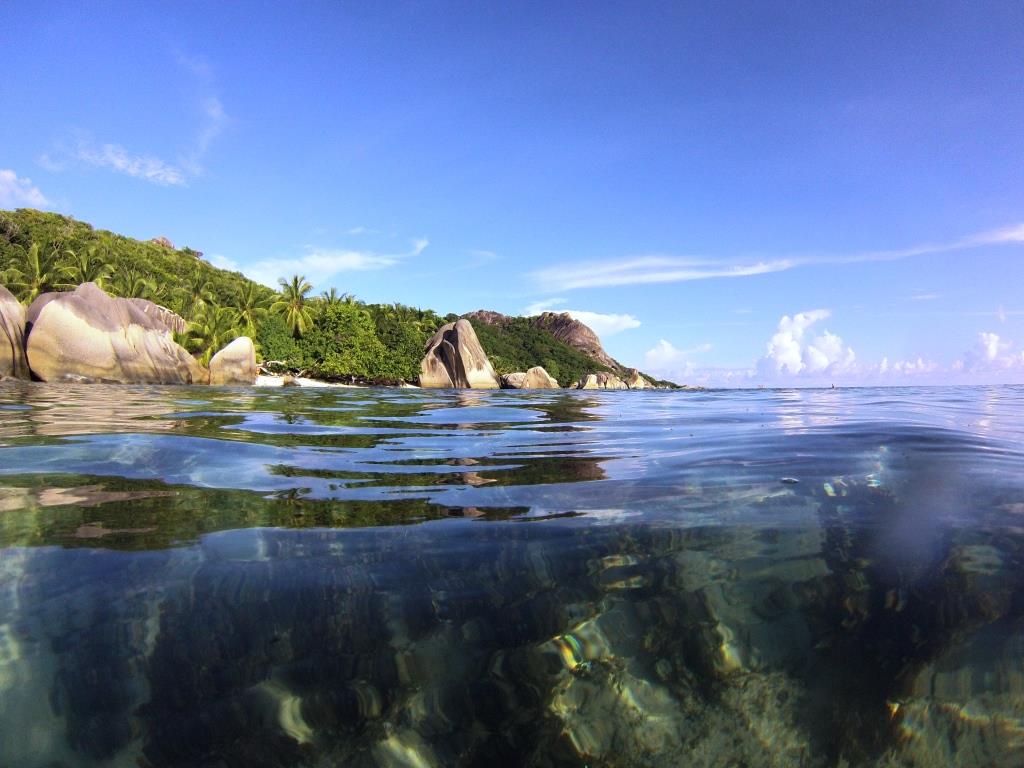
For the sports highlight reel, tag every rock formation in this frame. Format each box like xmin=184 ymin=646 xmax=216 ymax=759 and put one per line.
xmin=25 ymin=282 xmax=207 ymax=384
xmin=0 ymin=285 xmax=29 ymax=380
xmin=419 ymin=319 xmax=500 ymax=388
xmin=576 ymin=372 xmax=628 ymax=390
xmin=624 ymin=369 xmax=650 ymax=389
xmin=501 ymin=366 xmax=559 ymax=389
xmin=209 ymin=336 xmax=257 ymax=385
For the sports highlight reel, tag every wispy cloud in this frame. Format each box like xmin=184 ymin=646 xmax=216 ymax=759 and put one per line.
xmin=57 ymin=142 xmax=187 ymax=186
xmin=531 ymin=223 xmax=1024 ymax=292
xmin=245 ymin=238 xmax=429 ymax=288
xmin=0 ymin=169 xmax=50 ymax=207
xmin=909 ymin=292 xmax=940 ymax=301
xmin=40 ymin=52 xmax=226 ymax=187
xmin=523 ymin=298 xmax=641 ymax=336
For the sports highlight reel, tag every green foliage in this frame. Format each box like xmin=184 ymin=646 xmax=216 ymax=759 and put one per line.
xmin=255 ymin=314 xmax=302 ymax=365
xmin=0 ymin=208 xmax=277 ymax=313
xmin=298 ymin=303 xmax=389 ymax=379
xmin=468 ymin=317 xmax=610 ymax=386
xmin=0 ymin=208 xmax=624 ymax=385
xmin=186 ymin=304 xmax=243 ymax=366
xmin=271 ymin=274 xmax=314 ymax=337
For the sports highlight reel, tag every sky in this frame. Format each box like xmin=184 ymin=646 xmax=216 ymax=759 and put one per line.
xmin=2 ymin=1 xmax=1023 ymax=386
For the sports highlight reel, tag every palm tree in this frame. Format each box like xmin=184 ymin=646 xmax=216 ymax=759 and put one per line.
xmin=320 ymin=287 xmax=345 ymax=306
xmin=186 ymin=303 xmax=243 ymax=365
xmin=236 ymin=282 xmax=270 ymax=336
xmin=272 ymin=274 xmax=314 ymax=337
xmin=109 ymin=267 xmax=157 ymax=300
xmin=59 ymin=246 xmax=111 ymax=289
xmin=4 ymin=242 xmax=61 ymax=302
xmin=183 ymin=270 xmax=215 ymax=319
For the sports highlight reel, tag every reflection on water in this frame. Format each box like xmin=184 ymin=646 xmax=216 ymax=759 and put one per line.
xmin=1 ymin=382 xmax=1024 ymax=766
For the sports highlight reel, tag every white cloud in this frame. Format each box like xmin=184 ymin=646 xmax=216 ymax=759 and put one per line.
xmin=206 ymin=253 xmax=240 ymax=271
xmin=41 ymin=52 xmax=226 ymax=186
xmin=0 ymin=169 xmax=49 ymax=207
xmin=757 ymin=309 xmax=856 ymax=376
xmin=71 ymin=142 xmax=187 ymax=186
xmin=245 ymin=238 xmax=428 ymax=288
xmin=533 ymin=255 xmax=792 ymax=291
xmin=910 ymin=292 xmax=940 ymax=301
xmin=530 ymin=222 xmax=1024 ymax=292
xmin=644 ymin=339 xmax=712 ymax=369
xmin=522 ymin=298 xmax=641 ymax=336
xmin=962 ymin=331 xmax=1024 ymax=372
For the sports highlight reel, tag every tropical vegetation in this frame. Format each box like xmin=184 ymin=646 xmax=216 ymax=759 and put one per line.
xmin=0 ymin=208 xmax=665 ymax=385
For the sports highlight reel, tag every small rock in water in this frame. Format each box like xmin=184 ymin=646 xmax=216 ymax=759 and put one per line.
xmin=780 ymin=477 xmax=799 ymax=485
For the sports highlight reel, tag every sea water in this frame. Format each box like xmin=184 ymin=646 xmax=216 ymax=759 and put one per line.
xmin=0 ymin=382 xmax=1023 ymax=767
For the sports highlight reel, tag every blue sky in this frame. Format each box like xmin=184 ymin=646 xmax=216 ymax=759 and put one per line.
xmin=2 ymin=1 xmax=1023 ymax=385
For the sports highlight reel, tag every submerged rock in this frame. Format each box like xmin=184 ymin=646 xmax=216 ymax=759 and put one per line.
xmin=502 ymin=366 xmax=559 ymax=389
xmin=25 ymin=282 xmax=207 ymax=384
xmin=419 ymin=319 xmax=500 ymax=389
xmin=209 ymin=336 xmax=257 ymax=385
xmin=0 ymin=285 xmax=29 ymax=380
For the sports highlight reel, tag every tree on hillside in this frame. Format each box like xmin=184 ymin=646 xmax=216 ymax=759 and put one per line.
xmin=59 ymin=245 xmax=111 ymax=289
xmin=236 ymin=282 xmax=271 ymax=337
xmin=186 ymin=303 xmax=242 ymax=365
xmin=272 ymin=274 xmax=314 ymax=337
xmin=320 ymin=287 xmax=350 ymax=306
xmin=3 ymin=242 xmax=61 ymax=302
xmin=109 ymin=267 xmax=157 ymax=300
xmin=183 ymin=269 xmax=215 ymax=319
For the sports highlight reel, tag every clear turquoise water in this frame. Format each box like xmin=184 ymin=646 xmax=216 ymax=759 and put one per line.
xmin=1 ymin=382 xmax=1023 ymax=767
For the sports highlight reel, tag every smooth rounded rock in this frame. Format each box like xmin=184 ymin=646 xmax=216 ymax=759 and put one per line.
xmin=25 ymin=282 xmax=207 ymax=384
xmin=209 ymin=336 xmax=257 ymax=386
xmin=0 ymin=284 xmax=29 ymax=380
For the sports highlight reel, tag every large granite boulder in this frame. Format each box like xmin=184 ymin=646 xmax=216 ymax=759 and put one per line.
xmin=625 ymin=369 xmax=650 ymax=389
xmin=502 ymin=366 xmax=559 ymax=389
xmin=419 ymin=319 xmax=499 ymax=389
xmin=25 ymin=282 xmax=207 ymax=384
xmin=0 ymin=285 xmax=29 ymax=380
xmin=209 ymin=336 xmax=257 ymax=385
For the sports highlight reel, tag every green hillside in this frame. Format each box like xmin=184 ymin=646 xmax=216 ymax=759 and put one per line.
xmin=467 ymin=317 xmax=612 ymax=386
xmin=0 ymin=208 xmax=660 ymax=386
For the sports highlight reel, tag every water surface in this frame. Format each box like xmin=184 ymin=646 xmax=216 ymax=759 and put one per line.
xmin=1 ymin=382 xmax=1023 ymax=767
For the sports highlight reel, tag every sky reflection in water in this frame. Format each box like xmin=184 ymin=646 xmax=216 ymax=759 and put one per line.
xmin=1 ymin=382 xmax=1023 ymax=767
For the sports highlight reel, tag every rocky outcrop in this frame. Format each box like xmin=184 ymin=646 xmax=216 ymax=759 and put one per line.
xmin=625 ymin=369 xmax=650 ymax=389
xmin=530 ymin=312 xmax=620 ymax=369
xmin=209 ymin=337 xmax=257 ymax=385
xmin=25 ymin=282 xmax=207 ymax=384
xmin=576 ymin=372 xmax=628 ymax=390
xmin=0 ymin=285 xmax=29 ymax=380
xmin=465 ymin=309 xmax=622 ymax=370
xmin=419 ymin=319 xmax=500 ymax=389
xmin=501 ymin=366 xmax=559 ymax=389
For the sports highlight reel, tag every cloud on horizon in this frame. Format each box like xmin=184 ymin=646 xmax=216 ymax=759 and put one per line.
xmin=0 ymin=169 xmax=49 ymax=207
xmin=531 ymin=223 xmax=1024 ymax=292
xmin=523 ymin=298 xmax=641 ymax=336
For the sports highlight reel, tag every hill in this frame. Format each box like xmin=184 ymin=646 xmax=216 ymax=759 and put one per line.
xmin=0 ymin=208 xmax=672 ymax=386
